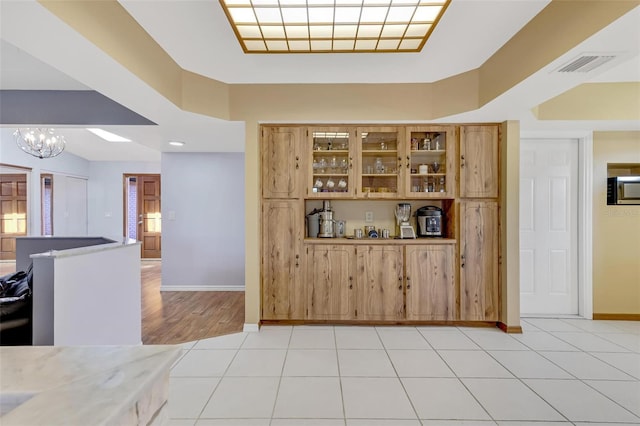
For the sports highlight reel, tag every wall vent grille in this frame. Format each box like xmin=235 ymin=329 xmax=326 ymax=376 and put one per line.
xmin=557 ymin=55 xmax=616 ymax=73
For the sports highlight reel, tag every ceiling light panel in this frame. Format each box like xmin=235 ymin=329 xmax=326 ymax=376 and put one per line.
xmin=220 ymin=0 xmax=450 ymax=53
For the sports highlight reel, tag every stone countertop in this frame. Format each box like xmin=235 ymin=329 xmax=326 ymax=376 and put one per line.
xmin=29 ymin=237 xmax=141 ymax=259
xmin=0 ymin=345 xmax=181 ymax=425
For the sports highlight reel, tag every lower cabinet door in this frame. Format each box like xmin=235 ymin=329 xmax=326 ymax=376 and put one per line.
xmin=306 ymin=245 xmax=356 ymax=320
xmin=460 ymin=201 xmax=499 ymax=321
xmin=355 ymin=245 xmax=404 ymax=320
xmin=262 ymin=200 xmax=304 ymax=320
xmin=405 ymin=244 xmax=456 ymax=320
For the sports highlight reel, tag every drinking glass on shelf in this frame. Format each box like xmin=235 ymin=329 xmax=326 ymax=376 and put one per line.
xmin=375 ymin=158 xmax=384 ymax=174
xmin=340 ymin=158 xmax=348 ymax=172
xmin=338 ymin=178 xmax=347 ymax=189
xmin=432 ymin=162 xmax=440 ymax=173
xmin=318 ymin=158 xmax=327 ymax=173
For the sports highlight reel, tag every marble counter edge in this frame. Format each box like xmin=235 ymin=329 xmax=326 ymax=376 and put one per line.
xmin=0 ymin=345 xmax=180 ymax=425
xmin=29 ymin=237 xmax=141 ymax=259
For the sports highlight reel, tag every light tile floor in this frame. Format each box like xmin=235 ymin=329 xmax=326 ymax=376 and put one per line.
xmin=166 ymin=319 xmax=640 ymax=426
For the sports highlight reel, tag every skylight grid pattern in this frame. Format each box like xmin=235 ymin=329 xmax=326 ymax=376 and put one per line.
xmin=220 ymin=0 xmax=449 ymax=53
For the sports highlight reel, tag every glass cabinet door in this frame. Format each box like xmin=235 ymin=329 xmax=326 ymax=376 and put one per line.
xmin=357 ymin=127 xmax=403 ymax=198
xmin=308 ymin=127 xmax=355 ymax=198
xmin=405 ymin=126 xmax=455 ymax=198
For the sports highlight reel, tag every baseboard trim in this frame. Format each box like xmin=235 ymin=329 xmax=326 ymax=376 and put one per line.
xmin=243 ymin=323 xmax=260 ymax=332
xmin=160 ymin=285 xmax=245 ymax=292
xmin=593 ymin=313 xmax=640 ymax=321
xmin=498 ymin=322 xmax=523 ymax=334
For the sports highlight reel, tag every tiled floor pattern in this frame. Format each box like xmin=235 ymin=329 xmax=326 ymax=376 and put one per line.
xmin=167 ymin=318 xmax=640 ymax=426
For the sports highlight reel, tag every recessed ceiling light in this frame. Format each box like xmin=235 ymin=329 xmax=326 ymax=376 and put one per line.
xmin=219 ymin=0 xmax=450 ymax=53
xmin=169 ymin=141 xmax=185 ymax=146
xmin=86 ymin=128 xmax=131 ymax=142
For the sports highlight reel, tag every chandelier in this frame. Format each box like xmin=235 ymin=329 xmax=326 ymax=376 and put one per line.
xmin=14 ymin=128 xmax=66 ymax=159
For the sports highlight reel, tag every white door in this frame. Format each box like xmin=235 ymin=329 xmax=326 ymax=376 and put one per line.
xmin=65 ymin=176 xmax=88 ymax=236
xmin=520 ymin=139 xmax=578 ymax=315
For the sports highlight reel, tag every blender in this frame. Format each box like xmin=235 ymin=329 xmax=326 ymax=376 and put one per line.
xmin=395 ymin=203 xmax=416 ymax=239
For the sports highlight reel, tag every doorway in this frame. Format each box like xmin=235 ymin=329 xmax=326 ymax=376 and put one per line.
xmin=124 ymin=174 xmax=161 ymax=259
xmin=40 ymin=174 xmax=53 ymax=236
xmin=0 ymin=173 xmax=28 ymax=260
xmin=520 ymin=139 xmax=579 ymax=315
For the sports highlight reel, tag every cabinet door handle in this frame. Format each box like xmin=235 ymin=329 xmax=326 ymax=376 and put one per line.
xmin=398 ymin=277 xmax=402 ymax=290
xmin=349 ymin=157 xmax=353 ymax=169
xmin=461 ymin=254 xmax=465 ymax=268
xmin=406 ymin=155 xmax=410 ymax=169
xmin=349 ymin=276 xmax=353 ymax=289
xmin=406 ymin=276 xmax=411 ymax=289
xmin=460 ymin=155 xmax=465 ymax=168
xmin=295 ymin=156 xmax=299 ymax=169
xmin=295 ymin=254 xmax=300 ymax=267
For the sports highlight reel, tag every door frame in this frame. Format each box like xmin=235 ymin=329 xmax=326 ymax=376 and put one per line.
xmin=122 ymin=173 xmax=161 ymax=257
xmin=0 ymin=165 xmax=32 ymax=233
xmin=40 ymin=173 xmax=54 ymax=236
xmin=521 ymin=131 xmax=593 ymax=319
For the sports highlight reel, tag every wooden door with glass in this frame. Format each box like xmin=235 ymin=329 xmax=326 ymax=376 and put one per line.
xmin=404 ymin=126 xmax=456 ymax=198
xmin=356 ymin=127 xmax=404 ymax=198
xmin=308 ymin=127 xmax=355 ymax=198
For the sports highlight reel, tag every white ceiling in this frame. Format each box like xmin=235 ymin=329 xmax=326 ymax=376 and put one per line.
xmin=0 ymin=0 xmax=638 ymax=161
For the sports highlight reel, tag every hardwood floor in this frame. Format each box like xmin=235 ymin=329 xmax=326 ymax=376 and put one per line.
xmin=141 ymin=260 xmax=245 ymax=344
xmin=0 ymin=260 xmax=245 ymax=345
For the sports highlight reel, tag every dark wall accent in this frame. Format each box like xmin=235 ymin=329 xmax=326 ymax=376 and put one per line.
xmin=0 ymin=90 xmax=156 ymax=125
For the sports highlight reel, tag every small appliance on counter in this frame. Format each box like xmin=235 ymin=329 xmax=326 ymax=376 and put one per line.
xmin=416 ymin=206 xmax=445 ymax=237
xmin=318 ymin=201 xmax=336 ymax=238
xmin=306 ymin=208 xmax=321 ymax=238
xmin=395 ymin=203 xmax=416 ymax=239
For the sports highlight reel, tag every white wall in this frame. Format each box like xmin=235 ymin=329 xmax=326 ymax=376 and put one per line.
xmin=161 ymin=152 xmax=245 ymax=290
xmin=0 ymin=128 xmax=90 ymax=236
xmin=88 ymin=161 xmax=160 ymax=236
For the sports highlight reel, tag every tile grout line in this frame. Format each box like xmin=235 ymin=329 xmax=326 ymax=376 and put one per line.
xmin=432 ymin=326 xmax=499 ymax=423
xmin=374 ymin=325 xmax=423 ymax=423
xmin=456 ymin=326 xmax=571 ymax=424
xmin=268 ymin=326 xmax=295 ymax=425
xmin=194 ymin=332 xmax=250 ymax=421
xmin=485 ymin=324 xmax=640 ymax=423
xmin=333 ymin=326 xmax=349 ymax=426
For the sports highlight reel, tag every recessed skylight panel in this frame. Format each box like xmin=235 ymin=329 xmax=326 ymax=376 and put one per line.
xmin=220 ymin=0 xmax=449 ymax=53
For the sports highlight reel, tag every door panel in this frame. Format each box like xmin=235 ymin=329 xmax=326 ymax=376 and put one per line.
xmin=460 ymin=201 xmax=499 ymax=321
xmin=460 ymin=125 xmax=499 ymax=198
xmin=262 ymin=127 xmax=303 ymax=199
xmin=0 ymin=174 xmax=28 ymax=260
xmin=355 ymin=245 xmax=404 ymax=320
xmin=405 ymin=245 xmax=456 ymax=320
xmin=307 ymin=245 xmax=355 ymax=319
xmin=520 ymin=139 xmax=578 ymax=315
xmin=65 ymin=176 xmax=88 ymax=236
xmin=139 ymin=175 xmax=161 ymax=258
xmin=262 ymin=200 xmax=304 ymax=319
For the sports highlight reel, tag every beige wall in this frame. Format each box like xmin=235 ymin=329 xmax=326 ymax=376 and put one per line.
xmin=500 ymin=121 xmax=520 ymax=328
xmin=592 ymin=131 xmax=640 ymax=315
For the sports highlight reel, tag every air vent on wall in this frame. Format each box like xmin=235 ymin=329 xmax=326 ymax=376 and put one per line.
xmin=556 ymin=54 xmax=617 ymax=73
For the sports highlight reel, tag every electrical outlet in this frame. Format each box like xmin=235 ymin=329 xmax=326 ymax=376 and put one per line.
xmin=365 ymin=211 xmax=374 ymax=223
